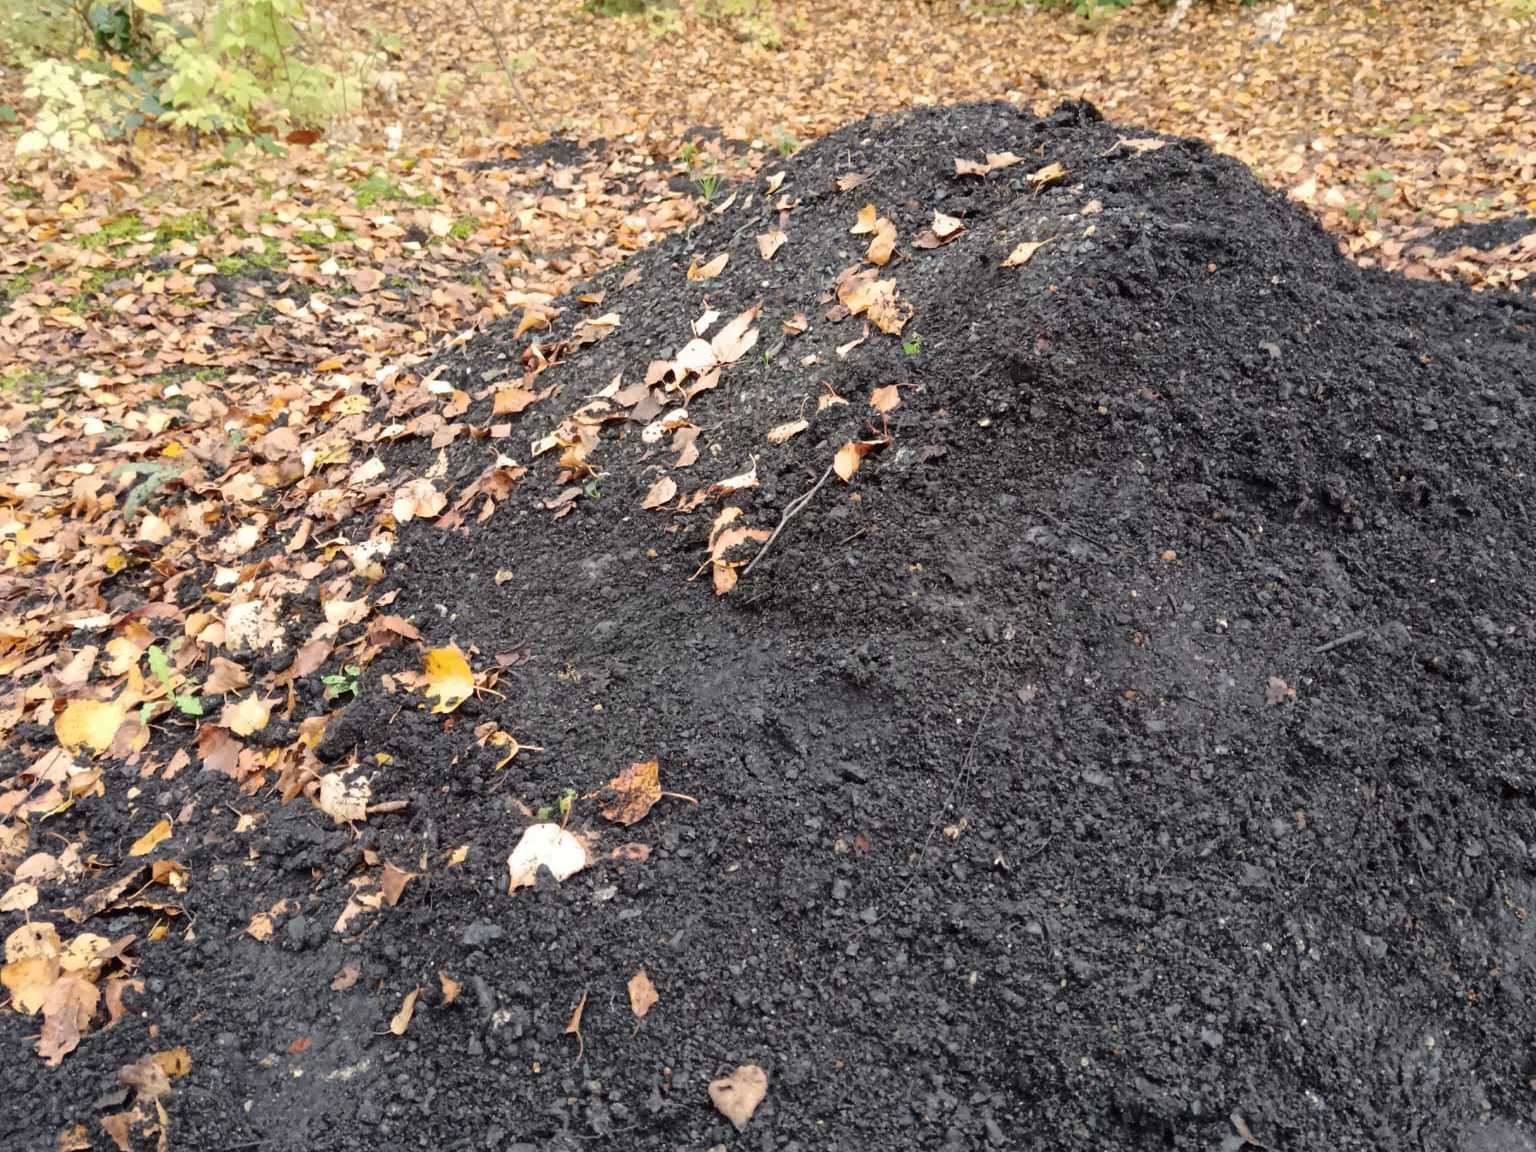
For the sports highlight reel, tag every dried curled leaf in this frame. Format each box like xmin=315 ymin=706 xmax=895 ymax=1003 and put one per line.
xmin=389 ymin=987 xmax=419 ymax=1036
xmin=643 ymin=476 xmax=678 ymax=510
xmin=55 ymin=698 xmax=126 ymax=756
xmin=687 ymin=252 xmax=729 ymax=281
xmin=128 ymin=819 xmax=172 ymax=858
xmin=766 ymin=418 xmax=810 ymax=445
xmin=869 ymin=384 xmax=902 ymax=413
xmin=507 ymin=823 xmax=590 ymax=891
xmin=1028 ymin=161 xmax=1067 ymax=189
xmin=866 ymin=216 xmax=897 ymax=266
xmin=1002 ymin=238 xmax=1053 ymax=268
xmin=710 ymin=1064 xmax=768 ymax=1131
xmin=850 ymin=202 xmax=878 ymax=235
xmin=756 ymin=230 xmax=786 ymax=260
xmin=628 ymin=967 xmax=659 ymax=1019
xmin=600 ymin=759 xmax=662 ymax=826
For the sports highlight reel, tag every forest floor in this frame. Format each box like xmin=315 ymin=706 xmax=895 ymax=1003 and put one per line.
xmin=2 ymin=2 xmax=1536 ymax=1150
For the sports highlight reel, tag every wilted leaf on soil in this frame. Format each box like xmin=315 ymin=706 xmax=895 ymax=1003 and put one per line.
xmin=782 ymin=313 xmax=808 ymax=336
xmin=379 ymin=863 xmax=414 ymax=907
xmin=601 ymin=759 xmax=662 ymax=826
xmin=39 ymin=974 xmax=98 ymax=1065
xmin=221 ymin=696 xmax=272 ymax=737
xmin=709 ymin=458 xmax=759 ymax=497
xmin=316 ymin=773 xmax=372 ymax=824
xmin=507 ymin=823 xmax=590 ymax=892
xmin=439 ymin=971 xmax=461 ymax=1005
xmin=565 ymin=988 xmax=588 ymax=1056
xmin=1115 ymin=136 xmax=1169 ymax=154
xmin=628 ymin=967 xmax=658 ymax=1019
xmin=643 ymin=476 xmax=677 ymax=510
xmin=331 ymin=962 xmax=362 ymax=992
xmin=0 ymin=882 xmax=38 ymax=913
xmin=1002 ymin=238 xmax=1053 ymax=267
xmin=834 ymin=440 xmax=876 ymax=482
xmin=710 ymin=304 xmax=761 ymax=364
xmin=128 ymin=819 xmax=172 ymax=857
xmin=869 ymin=385 xmax=902 ymax=413
xmin=767 ymin=418 xmax=810 ymax=445
xmin=867 ymin=216 xmax=897 ymax=266
xmin=709 ymin=1064 xmax=768 ymax=1131
xmin=423 ymin=645 xmax=475 ymax=713
xmin=55 ymin=698 xmax=126 ymax=756
xmin=389 ymin=987 xmax=419 ymax=1036
xmin=687 ymin=252 xmax=729 ymax=281
xmin=756 ymin=230 xmax=786 ymax=260
xmin=850 ymin=203 xmax=878 ymax=235
xmin=1028 ymin=161 xmax=1067 ymax=189
xmin=914 ymin=210 xmax=967 ymax=249
xmin=835 ymin=172 xmax=869 ymax=192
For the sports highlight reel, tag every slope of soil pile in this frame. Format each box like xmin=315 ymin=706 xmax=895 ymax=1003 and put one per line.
xmin=10 ymin=101 xmax=1536 ymax=1152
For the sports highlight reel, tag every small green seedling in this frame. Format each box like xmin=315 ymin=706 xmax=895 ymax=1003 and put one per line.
xmin=902 ymin=332 xmax=922 ymax=357
xmin=323 ymin=665 xmax=362 ymax=700
xmin=147 ymin=644 xmax=204 ymax=717
xmin=693 ymin=170 xmax=720 ymax=202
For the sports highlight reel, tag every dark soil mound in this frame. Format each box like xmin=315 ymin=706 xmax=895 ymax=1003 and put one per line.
xmin=13 ymin=102 xmax=1536 ymax=1152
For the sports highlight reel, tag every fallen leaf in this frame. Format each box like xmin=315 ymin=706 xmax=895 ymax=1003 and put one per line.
xmin=128 ymin=819 xmax=172 ymax=858
xmin=221 ymin=696 xmax=271 ymax=737
xmin=422 ymin=646 xmax=475 ymax=713
xmin=850 ymin=204 xmax=878 ymax=235
xmin=756 ymin=231 xmax=786 ymax=260
xmin=834 ymin=440 xmax=879 ymax=482
xmin=687 ymin=252 xmax=729 ymax=281
xmin=766 ymin=418 xmax=809 ymax=445
xmin=869 ymin=385 xmax=902 ymax=413
xmin=708 ymin=458 xmax=759 ymax=497
xmin=389 ymin=987 xmax=419 ymax=1036
xmin=1028 ymin=161 xmax=1067 ymax=189
xmin=710 ymin=304 xmax=761 ymax=364
xmin=316 ymin=773 xmax=372 ymax=824
xmin=866 ymin=216 xmax=897 ymax=266
xmin=709 ymin=1064 xmax=768 ymax=1131
xmin=914 ymin=209 xmax=968 ymax=249
xmin=439 ymin=971 xmax=461 ymax=1005
xmin=379 ymin=863 xmax=414 ymax=907
xmin=565 ymin=988 xmax=587 ymax=1057
xmin=628 ymin=967 xmax=658 ymax=1019
xmin=39 ymin=974 xmax=98 ymax=1065
xmin=643 ymin=476 xmax=677 ymax=510
xmin=153 ymin=1047 xmax=191 ymax=1077
xmin=507 ymin=823 xmax=590 ymax=891
xmin=835 ymin=172 xmax=868 ymax=192
xmin=331 ymin=961 xmax=361 ymax=991
xmin=1002 ymin=238 xmax=1053 ymax=267
xmin=0 ymin=882 xmax=38 ymax=913
xmin=782 ymin=313 xmax=808 ymax=336
xmin=601 ymin=759 xmax=662 ymax=826
xmin=1115 ymin=136 xmax=1168 ymax=154
xmin=55 ymin=698 xmax=126 ymax=756
xmin=1265 ymin=676 xmax=1294 ymax=706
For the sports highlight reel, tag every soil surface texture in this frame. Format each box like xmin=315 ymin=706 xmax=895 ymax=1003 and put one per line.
xmin=10 ymin=101 xmax=1536 ymax=1152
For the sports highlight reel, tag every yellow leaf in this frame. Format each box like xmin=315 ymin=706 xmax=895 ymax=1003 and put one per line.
xmin=686 ymin=252 xmax=729 ymax=281
xmin=133 ymin=0 xmax=165 ymax=13
xmin=850 ymin=203 xmax=878 ymax=235
xmin=221 ymin=696 xmax=272 ymax=737
xmin=389 ymin=987 xmax=420 ymax=1036
xmin=866 ymin=217 xmax=897 ymax=266
xmin=423 ymin=646 xmax=474 ymax=713
xmin=1002 ymin=238 xmax=1053 ymax=268
xmin=1027 ymin=161 xmax=1067 ymax=189
xmin=55 ymin=698 xmax=126 ymax=755
xmin=129 ymin=818 xmax=172 ymax=857
xmin=766 ymin=418 xmax=809 ymax=445
xmin=153 ymin=1047 xmax=192 ymax=1077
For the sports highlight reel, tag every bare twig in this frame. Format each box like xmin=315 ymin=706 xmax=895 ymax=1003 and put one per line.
xmin=464 ymin=0 xmax=544 ymax=130
xmin=1314 ymin=628 xmax=1368 ymax=655
xmin=740 ymin=464 xmax=835 ymax=579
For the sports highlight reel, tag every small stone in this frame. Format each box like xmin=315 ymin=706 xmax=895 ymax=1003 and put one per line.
xmin=462 ymin=921 xmax=504 ymax=947
xmin=831 ymin=878 xmax=851 ymax=902
xmin=1200 ymin=1027 xmax=1224 ymax=1049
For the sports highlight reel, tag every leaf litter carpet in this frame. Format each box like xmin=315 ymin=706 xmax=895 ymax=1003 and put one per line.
xmin=6 ymin=100 xmax=1536 ymax=1151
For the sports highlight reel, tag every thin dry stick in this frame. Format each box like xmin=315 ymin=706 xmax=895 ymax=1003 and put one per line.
xmin=464 ymin=0 xmax=544 ymax=130
xmin=741 ymin=464 xmax=835 ymax=579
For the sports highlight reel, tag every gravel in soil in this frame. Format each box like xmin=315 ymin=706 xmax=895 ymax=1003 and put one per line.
xmin=8 ymin=101 xmax=1536 ymax=1152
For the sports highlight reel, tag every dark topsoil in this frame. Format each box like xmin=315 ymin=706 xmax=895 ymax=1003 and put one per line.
xmin=9 ymin=101 xmax=1536 ymax=1152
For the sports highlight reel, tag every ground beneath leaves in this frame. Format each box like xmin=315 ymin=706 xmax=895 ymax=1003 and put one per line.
xmin=4 ymin=3 xmax=1536 ymax=1151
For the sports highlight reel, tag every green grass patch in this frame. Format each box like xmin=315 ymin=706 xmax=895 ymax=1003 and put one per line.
xmin=354 ymin=171 xmax=438 ymax=209
xmin=77 ymin=212 xmax=147 ymax=250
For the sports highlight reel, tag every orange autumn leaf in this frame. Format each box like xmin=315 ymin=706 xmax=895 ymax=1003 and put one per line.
xmin=601 ymin=759 xmax=662 ymax=826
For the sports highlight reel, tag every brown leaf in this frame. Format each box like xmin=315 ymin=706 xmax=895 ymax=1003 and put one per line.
xmin=869 ymin=385 xmax=902 ymax=413
xmin=866 ymin=216 xmax=897 ymax=266
xmin=850 ymin=203 xmax=878 ymax=235
xmin=601 ymin=759 xmax=663 ymax=826
xmin=643 ymin=476 xmax=677 ymax=510
xmin=389 ymin=987 xmax=419 ymax=1036
xmin=1265 ymin=676 xmax=1294 ymax=706
xmin=834 ymin=172 xmax=868 ymax=192
xmin=766 ymin=418 xmax=810 ymax=445
xmin=565 ymin=988 xmax=587 ymax=1057
xmin=439 ymin=971 xmax=461 ymax=1005
xmin=221 ymin=696 xmax=271 ymax=737
xmin=686 ymin=252 xmax=729 ymax=281
xmin=379 ymin=862 xmax=415 ymax=907
xmin=331 ymin=961 xmax=361 ymax=992
xmin=756 ymin=230 xmax=786 ymax=260
xmin=628 ymin=967 xmax=658 ymax=1019
xmin=39 ymin=974 xmax=98 ymax=1065
xmin=834 ymin=440 xmax=881 ymax=482
xmin=709 ymin=1064 xmax=768 ymax=1131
